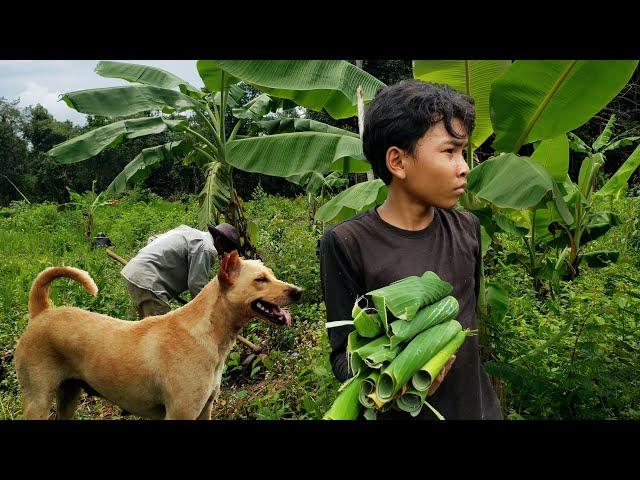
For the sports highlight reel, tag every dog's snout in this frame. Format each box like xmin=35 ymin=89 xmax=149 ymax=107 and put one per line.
xmin=289 ymin=287 xmax=303 ymax=302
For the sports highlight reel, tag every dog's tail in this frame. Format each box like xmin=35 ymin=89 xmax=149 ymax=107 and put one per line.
xmin=28 ymin=267 xmax=98 ymax=319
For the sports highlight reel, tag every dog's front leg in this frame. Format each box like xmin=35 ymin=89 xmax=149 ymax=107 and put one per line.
xmin=196 ymin=393 xmax=216 ymax=420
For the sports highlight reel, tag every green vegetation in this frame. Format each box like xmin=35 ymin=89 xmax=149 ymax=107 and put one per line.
xmin=0 ymin=188 xmax=638 ymax=419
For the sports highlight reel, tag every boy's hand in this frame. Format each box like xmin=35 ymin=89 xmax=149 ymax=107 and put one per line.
xmin=428 ymin=355 xmax=456 ymax=396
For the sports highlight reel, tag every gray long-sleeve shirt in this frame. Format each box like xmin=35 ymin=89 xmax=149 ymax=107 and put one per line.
xmin=121 ymin=225 xmax=217 ymax=304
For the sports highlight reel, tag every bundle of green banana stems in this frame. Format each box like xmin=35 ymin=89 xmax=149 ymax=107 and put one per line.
xmin=323 ymin=271 xmax=475 ymax=420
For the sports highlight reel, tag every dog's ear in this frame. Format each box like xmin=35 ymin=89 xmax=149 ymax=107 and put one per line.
xmin=218 ymin=250 xmax=241 ymax=286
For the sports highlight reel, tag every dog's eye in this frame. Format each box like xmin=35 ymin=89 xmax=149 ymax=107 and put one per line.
xmin=255 ymin=276 xmax=268 ymax=283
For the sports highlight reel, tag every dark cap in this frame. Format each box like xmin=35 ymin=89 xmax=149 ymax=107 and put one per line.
xmin=207 ymin=223 xmax=240 ymax=251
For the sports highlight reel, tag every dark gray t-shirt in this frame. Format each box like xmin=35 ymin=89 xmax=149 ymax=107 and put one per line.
xmin=319 ymin=206 xmax=502 ymax=420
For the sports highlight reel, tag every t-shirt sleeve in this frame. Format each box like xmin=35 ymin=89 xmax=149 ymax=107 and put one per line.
xmin=319 ymin=229 xmax=361 ymax=383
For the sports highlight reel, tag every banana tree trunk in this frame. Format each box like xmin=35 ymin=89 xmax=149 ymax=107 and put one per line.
xmin=225 ymin=187 xmax=260 ymax=260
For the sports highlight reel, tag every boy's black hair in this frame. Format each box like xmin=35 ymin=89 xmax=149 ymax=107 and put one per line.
xmin=362 ymin=79 xmax=476 ymax=185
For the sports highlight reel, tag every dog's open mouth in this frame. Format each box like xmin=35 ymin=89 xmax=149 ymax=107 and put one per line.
xmin=251 ymin=299 xmax=293 ymax=327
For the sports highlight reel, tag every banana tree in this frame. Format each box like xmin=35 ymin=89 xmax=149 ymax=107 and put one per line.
xmin=48 ymin=60 xmax=385 ymax=257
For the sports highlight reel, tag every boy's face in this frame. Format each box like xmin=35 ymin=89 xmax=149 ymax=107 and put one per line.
xmin=394 ymin=118 xmax=470 ymax=209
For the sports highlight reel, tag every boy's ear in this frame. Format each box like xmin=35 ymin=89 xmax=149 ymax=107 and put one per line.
xmin=386 ymin=146 xmax=407 ymax=181
xmin=218 ymin=250 xmax=241 ymax=286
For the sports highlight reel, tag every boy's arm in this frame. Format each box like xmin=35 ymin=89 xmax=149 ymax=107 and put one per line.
xmin=319 ymin=229 xmax=362 ymax=383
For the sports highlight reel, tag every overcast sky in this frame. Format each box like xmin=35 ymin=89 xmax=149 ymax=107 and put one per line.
xmin=0 ymin=60 xmax=203 ymax=126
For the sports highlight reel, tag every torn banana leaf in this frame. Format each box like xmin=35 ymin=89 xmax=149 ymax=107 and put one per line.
xmin=367 ymin=271 xmax=452 ymax=321
xmin=363 ymin=344 xmax=400 ymax=369
xmin=371 ymin=294 xmax=389 ymax=332
xmin=412 ymin=330 xmax=468 ymax=392
xmin=347 ymin=331 xmax=370 ymax=376
xmin=353 ymin=308 xmax=384 ymax=338
xmin=376 ymin=320 xmax=462 ymax=401
xmin=359 ymin=371 xmax=380 ymax=408
xmin=388 ymin=296 xmax=459 ymax=348
xmin=323 ymin=374 xmax=365 ymax=420
xmin=350 ymin=336 xmax=390 ymax=374
xmin=395 ymin=387 xmax=429 ymax=417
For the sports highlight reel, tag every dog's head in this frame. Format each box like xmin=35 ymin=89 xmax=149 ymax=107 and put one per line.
xmin=217 ymin=251 xmax=302 ymax=327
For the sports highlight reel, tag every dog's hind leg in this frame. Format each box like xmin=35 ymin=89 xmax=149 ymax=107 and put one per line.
xmin=56 ymin=379 xmax=83 ymax=420
xmin=22 ymin=385 xmax=56 ymax=420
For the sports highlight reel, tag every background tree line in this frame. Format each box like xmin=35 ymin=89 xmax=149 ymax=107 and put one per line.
xmin=2 ymin=60 xmax=638 ymax=207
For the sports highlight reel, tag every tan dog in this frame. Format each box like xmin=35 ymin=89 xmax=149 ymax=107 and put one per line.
xmin=14 ymin=251 xmax=302 ymax=420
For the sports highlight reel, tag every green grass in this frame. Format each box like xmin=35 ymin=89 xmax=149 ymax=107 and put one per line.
xmin=0 ymin=188 xmax=638 ymax=419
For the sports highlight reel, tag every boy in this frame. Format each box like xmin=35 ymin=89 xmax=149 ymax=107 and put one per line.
xmin=319 ymin=79 xmax=502 ymax=419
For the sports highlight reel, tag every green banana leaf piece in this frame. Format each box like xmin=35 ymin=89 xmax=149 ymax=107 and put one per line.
xmin=388 ymin=296 xmax=459 ymax=349
xmin=323 ymin=375 xmax=364 ymax=420
xmin=368 ymin=271 xmax=453 ymax=321
xmin=353 ymin=308 xmax=384 ymax=338
xmin=347 ymin=331 xmax=370 ymax=376
xmin=359 ymin=371 xmax=381 ymax=408
xmin=412 ymin=330 xmax=468 ymax=391
xmin=376 ymin=320 xmax=462 ymax=400
xmin=363 ymin=408 xmax=377 ymax=420
xmin=363 ymin=345 xmax=400 ymax=370
xmin=395 ymin=387 xmax=429 ymax=417
xmin=350 ymin=336 xmax=390 ymax=374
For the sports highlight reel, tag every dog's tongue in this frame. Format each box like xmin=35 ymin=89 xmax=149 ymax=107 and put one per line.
xmin=278 ymin=308 xmax=293 ymax=327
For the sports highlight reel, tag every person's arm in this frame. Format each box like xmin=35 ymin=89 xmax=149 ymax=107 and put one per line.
xmin=187 ymin=243 xmax=215 ymax=299
xmin=319 ymin=229 xmax=363 ymax=383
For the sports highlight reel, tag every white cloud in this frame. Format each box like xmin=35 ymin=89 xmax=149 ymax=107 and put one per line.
xmin=17 ymin=81 xmax=88 ymax=125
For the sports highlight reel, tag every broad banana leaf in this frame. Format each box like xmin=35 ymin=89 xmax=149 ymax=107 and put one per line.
xmin=592 ymin=113 xmax=617 ymax=151
xmin=595 ymin=144 xmax=640 ymax=200
xmin=545 ymin=211 xmax=622 ymax=248
xmin=201 ymin=60 xmax=386 ymax=119
xmin=568 ymin=132 xmax=591 ymax=154
xmin=493 ymin=211 xmax=529 ymax=238
xmin=377 ymin=320 xmax=462 ymax=400
xmin=467 ymin=153 xmax=555 ymax=209
xmin=486 ymin=282 xmax=509 ymax=323
xmin=226 ymin=132 xmax=363 ymax=177
xmin=388 ymin=296 xmax=459 ymax=348
xmin=531 ymin=134 xmax=569 ymax=182
xmin=197 ymin=161 xmax=232 ymax=228
xmin=232 ymin=93 xmax=278 ymax=120
xmin=257 ymin=117 xmax=359 ymax=138
xmin=94 ymin=60 xmax=202 ymax=97
xmin=578 ymin=153 xmax=604 ymax=200
xmin=315 ymin=179 xmax=387 ymax=223
xmin=48 ymin=117 xmax=185 ymax=164
xmin=491 ymin=60 xmax=638 ymax=152
xmin=104 ymin=141 xmax=189 ymax=195
xmin=196 ymin=61 xmax=240 ymax=91
xmin=61 ymin=85 xmax=201 ymax=117
xmin=367 ymin=271 xmax=453 ymax=321
xmin=412 ymin=60 xmax=511 ymax=149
